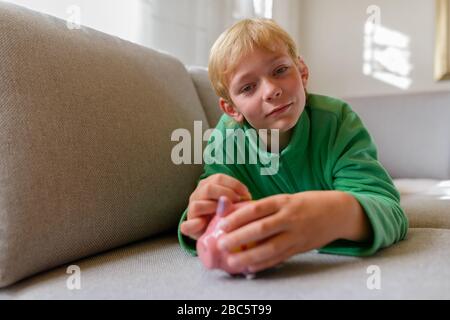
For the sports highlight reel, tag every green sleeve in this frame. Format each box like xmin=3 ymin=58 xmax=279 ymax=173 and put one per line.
xmin=178 ymin=207 xmax=198 ymax=256
xmin=319 ymin=104 xmax=409 ymax=256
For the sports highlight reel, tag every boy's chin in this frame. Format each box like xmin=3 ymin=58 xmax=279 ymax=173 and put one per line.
xmin=246 ymin=113 xmax=301 ymax=132
xmin=268 ymin=116 xmax=300 ymax=132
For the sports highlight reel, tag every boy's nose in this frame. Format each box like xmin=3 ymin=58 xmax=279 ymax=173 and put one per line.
xmin=263 ymin=81 xmax=282 ymax=101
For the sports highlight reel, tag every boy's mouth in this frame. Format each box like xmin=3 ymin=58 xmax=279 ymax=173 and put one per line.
xmin=266 ymin=102 xmax=293 ymax=117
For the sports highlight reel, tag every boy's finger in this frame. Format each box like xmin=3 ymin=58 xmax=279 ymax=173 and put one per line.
xmin=234 ymin=235 xmax=296 ymax=273
xmin=193 ymin=184 xmax=242 ymax=203
xmin=218 ymin=198 xmax=280 ymax=233
xmin=247 ymin=248 xmax=293 ymax=274
xmin=218 ymin=214 xmax=284 ymax=253
xmin=187 ymin=200 xmax=217 ymax=219
xmin=180 ymin=218 xmax=208 ymax=237
xmin=190 ymin=230 xmax=207 ymax=241
xmin=208 ymin=174 xmax=252 ymax=199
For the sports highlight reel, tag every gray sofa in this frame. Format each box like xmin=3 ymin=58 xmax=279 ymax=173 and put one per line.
xmin=0 ymin=2 xmax=449 ymax=299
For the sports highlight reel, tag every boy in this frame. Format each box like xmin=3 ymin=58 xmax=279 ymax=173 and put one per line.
xmin=178 ymin=18 xmax=408 ymax=274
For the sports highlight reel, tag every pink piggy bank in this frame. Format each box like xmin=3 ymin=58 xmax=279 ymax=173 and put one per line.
xmin=197 ymin=196 xmax=255 ymax=275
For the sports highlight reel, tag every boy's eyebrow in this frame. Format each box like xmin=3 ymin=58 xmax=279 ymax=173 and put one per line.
xmin=231 ymin=55 xmax=289 ymax=88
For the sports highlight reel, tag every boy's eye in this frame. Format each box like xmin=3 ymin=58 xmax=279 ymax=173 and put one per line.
xmin=275 ymin=66 xmax=288 ymax=75
xmin=240 ymin=84 xmax=254 ymax=94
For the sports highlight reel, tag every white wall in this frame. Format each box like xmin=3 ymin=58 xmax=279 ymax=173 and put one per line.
xmin=299 ymin=0 xmax=450 ymax=98
xmin=3 ymin=0 xmax=276 ymax=66
xmin=137 ymin=0 xmax=237 ymax=66
xmin=6 ymin=0 xmax=449 ymax=98
xmin=136 ymin=0 xmax=276 ymax=66
xmin=272 ymin=0 xmax=305 ymax=53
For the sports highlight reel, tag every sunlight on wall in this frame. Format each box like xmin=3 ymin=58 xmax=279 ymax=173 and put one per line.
xmin=395 ymin=179 xmax=450 ymax=201
xmin=233 ymin=0 xmax=273 ymax=19
xmin=437 ymin=181 xmax=450 ymax=200
xmin=363 ymin=21 xmax=413 ymax=89
xmin=3 ymin=0 xmax=143 ymax=45
xmin=253 ymin=0 xmax=273 ymax=18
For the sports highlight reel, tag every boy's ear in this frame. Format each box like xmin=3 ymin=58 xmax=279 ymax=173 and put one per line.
xmin=219 ymin=98 xmax=244 ymax=123
xmin=297 ymin=56 xmax=309 ymax=88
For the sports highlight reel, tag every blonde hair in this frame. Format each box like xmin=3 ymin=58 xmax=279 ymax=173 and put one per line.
xmin=208 ymin=18 xmax=300 ymax=104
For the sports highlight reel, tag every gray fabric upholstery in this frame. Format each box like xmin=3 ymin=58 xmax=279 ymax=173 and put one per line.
xmin=1 ymin=228 xmax=449 ymax=300
xmin=187 ymin=66 xmax=223 ymax=128
xmin=0 ymin=2 xmax=207 ymax=287
xmin=395 ymin=179 xmax=450 ymax=229
xmin=402 ymin=195 xmax=450 ymax=228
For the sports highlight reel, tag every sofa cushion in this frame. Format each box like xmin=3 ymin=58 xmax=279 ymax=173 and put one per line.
xmin=394 ymin=179 xmax=450 ymax=228
xmin=0 ymin=2 xmax=208 ymax=287
xmin=187 ymin=66 xmax=223 ymax=128
xmin=1 ymin=228 xmax=449 ymax=299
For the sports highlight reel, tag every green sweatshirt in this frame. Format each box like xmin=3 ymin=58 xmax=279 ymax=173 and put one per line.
xmin=178 ymin=94 xmax=408 ymax=257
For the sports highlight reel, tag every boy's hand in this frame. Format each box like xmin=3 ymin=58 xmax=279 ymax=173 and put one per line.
xmin=215 ymin=191 xmax=368 ymax=273
xmin=180 ymin=174 xmax=252 ymax=240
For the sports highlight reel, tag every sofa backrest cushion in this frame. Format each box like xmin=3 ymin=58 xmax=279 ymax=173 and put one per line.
xmin=346 ymin=92 xmax=450 ymax=180
xmin=187 ymin=66 xmax=223 ymax=127
xmin=0 ymin=3 xmax=207 ymax=287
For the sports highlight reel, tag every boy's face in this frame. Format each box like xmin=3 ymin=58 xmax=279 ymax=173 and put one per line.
xmin=220 ymin=44 xmax=309 ymax=134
